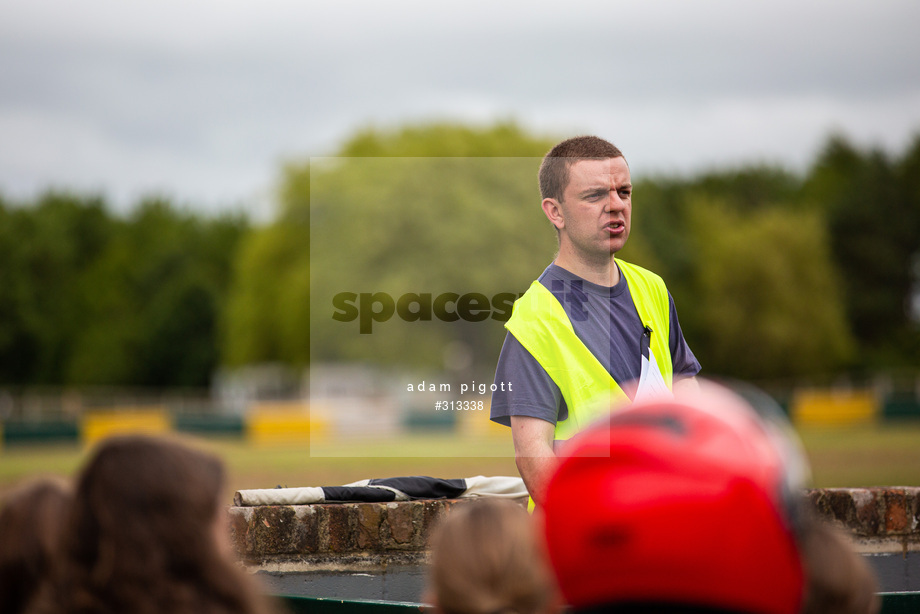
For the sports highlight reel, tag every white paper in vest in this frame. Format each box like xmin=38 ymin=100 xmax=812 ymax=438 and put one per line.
xmin=633 ymin=347 xmax=673 ymax=404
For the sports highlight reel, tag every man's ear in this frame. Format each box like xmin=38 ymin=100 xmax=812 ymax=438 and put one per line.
xmin=541 ymin=198 xmax=564 ymax=230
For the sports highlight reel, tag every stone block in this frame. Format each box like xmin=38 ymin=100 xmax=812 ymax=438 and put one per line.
xmin=355 ymin=502 xmax=386 ymax=551
xmin=809 ymin=488 xmax=880 ymax=537
xmin=386 ymin=501 xmax=418 ymax=547
xmin=884 ymin=489 xmax=911 ymax=535
xmin=325 ymin=504 xmax=355 ymax=553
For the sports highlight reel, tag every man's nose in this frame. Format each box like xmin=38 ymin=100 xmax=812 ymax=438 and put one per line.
xmin=605 ymin=191 xmax=627 ymax=211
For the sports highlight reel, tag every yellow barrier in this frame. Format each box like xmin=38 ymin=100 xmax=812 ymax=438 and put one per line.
xmin=790 ymin=389 xmax=879 ymax=427
xmin=82 ymin=407 xmax=172 ymax=447
xmin=246 ymin=401 xmax=329 ymax=447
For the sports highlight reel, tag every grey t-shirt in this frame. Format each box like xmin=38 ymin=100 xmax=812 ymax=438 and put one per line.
xmin=490 ymin=262 xmax=700 ymax=427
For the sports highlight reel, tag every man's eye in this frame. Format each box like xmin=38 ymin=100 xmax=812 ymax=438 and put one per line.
xmin=619 ymin=190 xmax=631 ymax=199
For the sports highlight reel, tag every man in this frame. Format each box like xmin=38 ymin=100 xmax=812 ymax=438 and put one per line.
xmin=490 ymin=135 xmax=701 ymax=505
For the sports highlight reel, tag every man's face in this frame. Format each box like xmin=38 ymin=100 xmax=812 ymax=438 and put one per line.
xmin=554 ymin=157 xmax=632 ymax=261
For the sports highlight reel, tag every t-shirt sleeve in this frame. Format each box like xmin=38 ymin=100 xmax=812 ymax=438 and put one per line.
xmin=490 ymin=332 xmax=563 ymax=427
xmin=668 ymin=291 xmax=702 ymax=379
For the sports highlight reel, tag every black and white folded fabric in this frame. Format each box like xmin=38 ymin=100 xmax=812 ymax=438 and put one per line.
xmin=233 ymin=475 xmax=527 ymax=506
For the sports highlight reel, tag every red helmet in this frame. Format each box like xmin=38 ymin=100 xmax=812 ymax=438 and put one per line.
xmin=541 ymin=381 xmax=807 ymax=614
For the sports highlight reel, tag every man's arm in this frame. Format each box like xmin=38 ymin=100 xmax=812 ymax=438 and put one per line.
xmin=667 ymin=291 xmax=702 ymax=389
xmin=673 ymin=375 xmax=700 ymax=395
xmin=510 ymin=415 xmax=557 ymax=506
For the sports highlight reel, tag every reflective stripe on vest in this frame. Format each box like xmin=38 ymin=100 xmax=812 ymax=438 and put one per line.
xmin=505 ymin=259 xmax=672 ymax=442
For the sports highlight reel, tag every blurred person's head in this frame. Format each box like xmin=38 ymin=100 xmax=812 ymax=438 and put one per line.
xmin=426 ymin=498 xmax=559 ymax=614
xmin=0 ymin=476 xmax=72 ymax=614
xmin=540 ymin=381 xmax=808 ymax=614
xmin=799 ymin=517 xmax=880 ymax=614
xmin=30 ymin=434 xmax=275 ymax=614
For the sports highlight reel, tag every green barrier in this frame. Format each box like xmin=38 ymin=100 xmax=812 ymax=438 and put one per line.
xmin=279 ymin=593 xmax=918 ymax=614
xmin=883 ymin=398 xmax=920 ymax=419
xmin=402 ymin=410 xmax=456 ymax=432
xmin=1 ymin=419 xmax=79 ymax=445
xmin=880 ymin=592 xmax=920 ymax=613
xmin=0 ymin=413 xmax=246 ymax=446
xmin=174 ymin=413 xmax=245 ymax=436
xmin=279 ymin=595 xmax=428 ymax=613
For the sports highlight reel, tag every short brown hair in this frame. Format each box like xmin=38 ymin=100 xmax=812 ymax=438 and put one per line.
xmin=427 ymin=499 xmax=557 ymax=614
xmin=538 ymin=136 xmax=624 ymax=202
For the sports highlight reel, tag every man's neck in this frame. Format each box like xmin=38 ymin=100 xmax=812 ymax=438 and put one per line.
xmin=553 ymin=252 xmax=621 ymax=287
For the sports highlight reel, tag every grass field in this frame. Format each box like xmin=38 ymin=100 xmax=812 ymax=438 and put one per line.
xmin=2 ymin=421 xmax=920 ymax=503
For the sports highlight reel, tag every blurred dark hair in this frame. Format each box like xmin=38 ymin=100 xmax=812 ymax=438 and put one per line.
xmin=29 ymin=435 xmax=276 ymax=614
xmin=0 ymin=476 xmax=72 ymax=614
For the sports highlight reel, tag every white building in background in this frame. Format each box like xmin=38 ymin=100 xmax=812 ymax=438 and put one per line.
xmin=307 ymin=363 xmax=403 ymax=438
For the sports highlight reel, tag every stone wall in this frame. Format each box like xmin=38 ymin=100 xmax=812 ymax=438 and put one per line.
xmin=808 ymin=487 xmax=920 ymax=553
xmin=230 ymin=498 xmax=485 ymax=572
xmin=230 ymin=487 xmax=920 ymax=572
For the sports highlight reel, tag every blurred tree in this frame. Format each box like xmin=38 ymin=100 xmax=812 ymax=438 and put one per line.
xmin=632 ymin=167 xmax=806 ymax=358
xmin=223 ymin=122 xmax=576 ymax=373
xmin=690 ymin=166 xmax=802 ymax=212
xmin=221 ymin=157 xmax=312 ymax=367
xmin=0 ymin=192 xmax=247 ymax=387
xmin=67 ymin=199 xmax=248 ymax=386
xmin=893 ymin=134 xmax=920 ymax=364
xmin=685 ymin=200 xmax=853 ymax=379
xmin=228 ymin=123 xmax=915 ymax=382
xmin=803 ymin=134 xmax=920 ymax=368
xmin=0 ymin=193 xmax=113 ymax=384
xmin=221 ymin=218 xmax=309 ymax=367
xmin=7 ymin=125 xmax=904 ymax=388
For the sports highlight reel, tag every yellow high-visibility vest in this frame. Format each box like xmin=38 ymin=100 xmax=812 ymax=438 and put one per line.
xmin=505 ymin=259 xmax=673 ymax=443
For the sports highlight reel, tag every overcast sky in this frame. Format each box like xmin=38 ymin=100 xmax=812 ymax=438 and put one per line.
xmin=1 ymin=0 xmax=919 ymax=219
